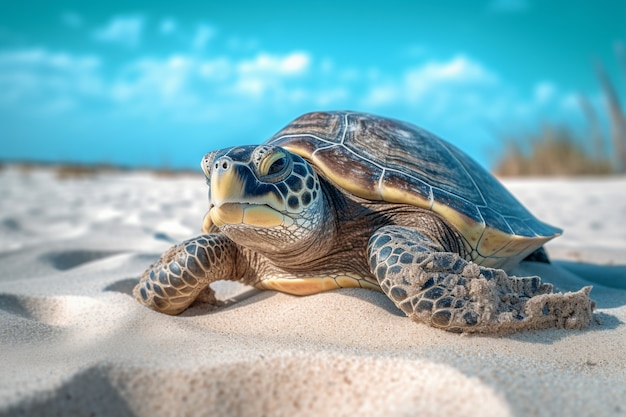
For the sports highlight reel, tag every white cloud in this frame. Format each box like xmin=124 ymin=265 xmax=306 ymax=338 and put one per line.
xmin=0 ymin=49 xmax=102 ymax=112
xmin=7 ymin=48 xmax=503 ymax=125
xmin=359 ymin=55 xmax=499 ymax=115
xmin=93 ymin=15 xmax=145 ymax=48
xmin=0 ymin=44 xmax=585 ymax=134
xmin=233 ymin=52 xmax=311 ymax=98
xmin=0 ymin=49 xmax=99 ymax=70
xmin=404 ymin=55 xmax=497 ymax=96
xmin=96 ymin=50 xmax=316 ymax=119
xmin=111 ymin=55 xmax=195 ymax=104
xmin=237 ymin=52 xmax=310 ymax=76
xmin=361 ymin=85 xmax=398 ymax=107
xmin=1 ymin=41 xmax=598 ymax=170
xmin=280 ymin=53 xmax=310 ymax=74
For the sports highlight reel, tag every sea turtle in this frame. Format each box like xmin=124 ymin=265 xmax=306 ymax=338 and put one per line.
xmin=134 ymin=111 xmax=594 ymax=333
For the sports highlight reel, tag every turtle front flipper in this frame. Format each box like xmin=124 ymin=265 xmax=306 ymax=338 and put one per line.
xmin=134 ymin=234 xmax=242 ymax=315
xmin=368 ymin=225 xmax=595 ymax=333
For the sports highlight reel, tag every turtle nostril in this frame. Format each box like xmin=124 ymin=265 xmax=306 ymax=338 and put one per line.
xmin=216 ymin=159 xmax=230 ymax=171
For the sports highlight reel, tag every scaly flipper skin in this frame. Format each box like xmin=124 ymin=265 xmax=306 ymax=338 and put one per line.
xmin=368 ymin=225 xmax=594 ymax=333
xmin=134 ymin=234 xmax=241 ymax=315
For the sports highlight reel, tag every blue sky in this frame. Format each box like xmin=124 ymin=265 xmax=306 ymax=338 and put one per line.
xmin=0 ymin=0 xmax=624 ymax=170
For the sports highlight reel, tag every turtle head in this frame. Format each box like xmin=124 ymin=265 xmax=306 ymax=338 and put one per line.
xmin=200 ymin=145 xmax=328 ymax=254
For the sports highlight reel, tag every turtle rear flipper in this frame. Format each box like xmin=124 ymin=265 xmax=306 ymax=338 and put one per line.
xmin=522 ymin=246 xmax=551 ymax=264
xmin=367 ymin=224 xmax=594 ymax=333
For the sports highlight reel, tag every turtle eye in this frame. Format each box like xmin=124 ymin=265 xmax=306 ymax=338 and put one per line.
xmin=267 ymin=156 xmax=287 ymax=175
xmin=259 ymin=149 xmax=292 ymax=182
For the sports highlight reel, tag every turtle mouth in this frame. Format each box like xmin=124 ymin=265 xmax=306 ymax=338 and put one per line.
xmin=210 ymin=202 xmax=286 ymax=228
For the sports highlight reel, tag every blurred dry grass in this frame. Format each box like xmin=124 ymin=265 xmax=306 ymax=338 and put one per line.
xmin=53 ymin=163 xmax=199 ymax=179
xmin=54 ymin=164 xmax=118 ymax=179
xmin=0 ymin=161 xmax=200 ymax=180
xmin=494 ymin=125 xmax=613 ymax=176
xmin=494 ymin=42 xmax=626 ymax=177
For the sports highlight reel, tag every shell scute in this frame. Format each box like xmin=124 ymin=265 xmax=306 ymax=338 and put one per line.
xmin=274 ymin=111 xmax=343 ymax=141
xmin=505 ymin=217 xmax=536 ymax=238
xmin=478 ymin=207 xmax=513 ymax=235
xmin=310 ymin=144 xmax=382 ymax=200
xmin=380 ymin=169 xmax=432 ymax=209
xmin=431 ymin=188 xmax=484 ymax=226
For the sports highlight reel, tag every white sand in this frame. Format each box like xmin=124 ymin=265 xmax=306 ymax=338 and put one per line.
xmin=0 ymin=166 xmax=624 ymax=417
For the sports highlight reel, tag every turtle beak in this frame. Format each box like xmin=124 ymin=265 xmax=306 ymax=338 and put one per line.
xmin=207 ymin=155 xmax=287 ymax=228
xmin=210 ymin=156 xmax=245 ymax=208
xmin=207 ymin=159 xmax=245 ymax=227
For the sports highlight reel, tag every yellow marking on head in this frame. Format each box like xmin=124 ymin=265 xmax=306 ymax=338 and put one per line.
xmin=244 ymin=190 xmax=286 ymax=214
xmin=210 ymin=164 xmax=245 ymax=206
xmin=202 ymin=211 xmax=213 ymax=233
xmin=210 ymin=204 xmax=285 ymax=228
xmin=243 ymin=205 xmax=284 ymax=227
xmin=210 ymin=204 xmax=243 ymax=227
xmin=209 ymin=157 xmax=285 ymax=216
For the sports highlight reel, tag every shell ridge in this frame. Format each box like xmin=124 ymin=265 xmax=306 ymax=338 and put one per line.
xmin=430 ymin=185 xmax=487 ymax=224
xmin=381 ymin=166 xmax=435 ymax=207
xmin=438 ymin=140 xmax=487 ymax=207
xmin=474 ymin=228 xmax=489 ymax=258
xmin=377 ymin=168 xmax=386 ymax=197
xmin=311 ymin=144 xmax=337 ymax=158
xmin=271 ymin=133 xmax=336 ymax=146
xmin=340 ymin=113 xmax=350 ymax=144
xmin=488 ymin=239 xmax=516 ymax=258
xmin=339 ymin=144 xmax=384 ymax=170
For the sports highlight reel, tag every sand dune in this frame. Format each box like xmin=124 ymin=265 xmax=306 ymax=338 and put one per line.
xmin=0 ymin=166 xmax=624 ymax=417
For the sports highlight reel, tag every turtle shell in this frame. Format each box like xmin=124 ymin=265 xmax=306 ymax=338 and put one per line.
xmin=266 ymin=111 xmax=561 ymax=270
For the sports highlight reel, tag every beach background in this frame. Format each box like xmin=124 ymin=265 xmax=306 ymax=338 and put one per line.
xmin=1 ymin=1 xmax=625 ymax=416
